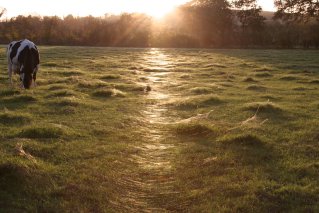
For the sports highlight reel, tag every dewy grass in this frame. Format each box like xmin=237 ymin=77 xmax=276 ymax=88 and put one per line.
xmin=0 ymin=46 xmax=318 ymax=212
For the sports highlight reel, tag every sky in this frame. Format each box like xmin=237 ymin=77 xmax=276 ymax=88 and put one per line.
xmin=1 ymin=0 xmax=276 ymax=19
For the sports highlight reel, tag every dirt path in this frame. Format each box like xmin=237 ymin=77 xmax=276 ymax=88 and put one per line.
xmin=111 ymin=50 xmax=186 ymax=212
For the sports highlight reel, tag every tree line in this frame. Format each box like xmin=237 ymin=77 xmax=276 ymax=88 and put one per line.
xmin=0 ymin=0 xmax=318 ymax=48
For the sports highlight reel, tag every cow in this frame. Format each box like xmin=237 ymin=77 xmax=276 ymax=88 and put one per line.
xmin=7 ymin=39 xmax=40 ymax=89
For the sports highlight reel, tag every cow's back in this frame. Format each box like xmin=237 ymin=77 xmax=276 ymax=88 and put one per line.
xmin=8 ymin=39 xmax=39 ymax=66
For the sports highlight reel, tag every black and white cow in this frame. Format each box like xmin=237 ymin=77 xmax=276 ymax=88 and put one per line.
xmin=7 ymin=39 xmax=40 ymax=89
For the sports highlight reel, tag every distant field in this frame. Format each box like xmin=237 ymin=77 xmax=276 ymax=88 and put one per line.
xmin=0 ymin=46 xmax=318 ymax=212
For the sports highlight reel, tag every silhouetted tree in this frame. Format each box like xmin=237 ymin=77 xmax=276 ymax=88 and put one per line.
xmin=275 ymin=0 xmax=319 ymax=21
xmin=0 ymin=7 xmax=6 ymax=18
xmin=233 ymin=0 xmax=266 ymax=46
xmin=0 ymin=6 xmax=318 ymax=48
xmin=181 ymin=0 xmax=233 ymax=47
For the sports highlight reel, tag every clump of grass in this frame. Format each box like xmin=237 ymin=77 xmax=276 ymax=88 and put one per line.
xmin=190 ymin=87 xmax=212 ymax=95
xmin=173 ymin=122 xmax=218 ymax=137
xmin=143 ymin=67 xmax=167 ymax=72
xmin=260 ymin=95 xmax=280 ymax=100
xmin=309 ymin=80 xmax=319 ymax=84
xmin=18 ymin=125 xmax=67 ymax=139
xmin=0 ymin=112 xmax=31 ymax=125
xmin=247 ymin=85 xmax=267 ymax=91
xmin=47 ymin=84 xmax=67 ymax=91
xmin=243 ymin=77 xmax=258 ymax=82
xmin=100 ymin=74 xmax=121 ymax=80
xmin=280 ymin=76 xmax=298 ymax=81
xmin=139 ymin=77 xmax=148 ymax=81
xmin=5 ymin=95 xmax=37 ymax=103
xmin=46 ymin=89 xmax=77 ymax=98
xmin=145 ymin=85 xmax=152 ymax=92
xmin=129 ymin=65 xmax=142 ymax=70
xmin=57 ymin=70 xmax=84 ymax=77
xmin=254 ymin=67 xmax=273 ymax=72
xmin=293 ymin=87 xmax=308 ymax=91
xmin=205 ymin=63 xmax=227 ymax=68
xmin=50 ymin=97 xmax=82 ymax=107
xmin=218 ymin=82 xmax=233 ymax=87
xmin=219 ymin=134 xmax=264 ymax=147
xmin=244 ymin=101 xmax=282 ymax=113
xmin=180 ymin=74 xmax=191 ymax=79
xmin=174 ymin=94 xmax=223 ymax=109
xmin=0 ymin=162 xmax=30 ymax=177
xmin=291 ymin=163 xmax=319 ymax=178
xmin=114 ymin=83 xmax=145 ymax=92
xmin=0 ymin=89 xmax=21 ymax=97
xmin=255 ymin=72 xmax=273 ymax=77
xmin=92 ymin=88 xmax=125 ymax=98
xmin=42 ymin=62 xmax=58 ymax=67
xmin=0 ymin=159 xmax=56 ymax=200
xmin=77 ymin=79 xmax=108 ymax=89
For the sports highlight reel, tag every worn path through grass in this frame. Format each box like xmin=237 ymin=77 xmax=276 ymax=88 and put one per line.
xmin=111 ymin=49 xmax=188 ymax=211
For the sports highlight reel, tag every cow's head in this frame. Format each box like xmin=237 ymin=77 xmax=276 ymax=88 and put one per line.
xmin=20 ymin=66 xmax=33 ymax=89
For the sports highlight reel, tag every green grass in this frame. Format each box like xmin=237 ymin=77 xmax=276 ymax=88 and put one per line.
xmin=0 ymin=46 xmax=318 ymax=212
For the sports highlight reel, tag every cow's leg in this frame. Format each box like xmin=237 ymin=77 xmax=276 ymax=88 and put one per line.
xmin=7 ymin=63 xmax=13 ymax=86
xmin=32 ymin=65 xmax=38 ymax=87
xmin=33 ymin=72 xmax=37 ymax=87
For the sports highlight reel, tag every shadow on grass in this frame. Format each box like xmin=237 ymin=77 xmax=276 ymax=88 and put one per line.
xmin=0 ymin=112 xmax=31 ymax=125
xmin=0 ymin=160 xmax=57 ymax=212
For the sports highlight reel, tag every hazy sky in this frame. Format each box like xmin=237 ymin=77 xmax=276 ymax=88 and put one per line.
xmin=1 ymin=0 xmax=276 ymax=19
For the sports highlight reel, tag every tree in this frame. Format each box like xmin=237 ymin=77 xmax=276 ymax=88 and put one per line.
xmin=275 ymin=0 xmax=319 ymax=21
xmin=0 ymin=7 xmax=6 ymax=18
xmin=182 ymin=0 xmax=233 ymax=47
xmin=233 ymin=0 xmax=266 ymax=46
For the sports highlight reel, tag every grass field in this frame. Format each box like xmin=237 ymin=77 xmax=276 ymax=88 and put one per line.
xmin=0 ymin=46 xmax=318 ymax=212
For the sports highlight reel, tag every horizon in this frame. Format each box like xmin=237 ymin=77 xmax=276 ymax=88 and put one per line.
xmin=1 ymin=0 xmax=276 ymax=19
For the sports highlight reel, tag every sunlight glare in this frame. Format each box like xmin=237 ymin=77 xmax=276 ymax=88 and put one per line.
xmin=2 ymin=0 xmax=275 ymax=19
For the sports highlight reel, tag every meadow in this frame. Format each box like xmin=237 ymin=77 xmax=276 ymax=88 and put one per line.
xmin=0 ymin=46 xmax=318 ymax=212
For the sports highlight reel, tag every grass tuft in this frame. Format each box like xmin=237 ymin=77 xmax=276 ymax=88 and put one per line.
xmin=205 ymin=63 xmax=227 ymax=68
xmin=243 ymin=77 xmax=258 ymax=82
xmin=18 ymin=126 xmax=67 ymax=139
xmin=42 ymin=62 xmax=58 ymax=67
xmin=5 ymin=95 xmax=37 ymax=103
xmin=77 ymin=79 xmax=108 ymax=89
xmin=254 ymin=67 xmax=274 ymax=72
xmin=180 ymin=74 xmax=191 ymax=79
xmin=57 ymin=70 xmax=84 ymax=77
xmin=49 ymin=97 xmax=82 ymax=107
xmin=190 ymin=87 xmax=212 ymax=95
xmin=92 ymin=88 xmax=125 ymax=98
xmin=219 ymin=134 xmax=264 ymax=147
xmin=245 ymin=101 xmax=282 ymax=113
xmin=0 ymin=112 xmax=31 ymax=125
xmin=280 ymin=76 xmax=298 ymax=81
xmin=100 ymin=74 xmax=121 ymax=80
xmin=174 ymin=95 xmax=223 ymax=109
xmin=46 ymin=89 xmax=77 ymax=98
xmin=47 ymin=84 xmax=68 ymax=91
xmin=0 ymin=89 xmax=21 ymax=97
xmin=255 ymin=72 xmax=273 ymax=78
xmin=309 ymin=80 xmax=319 ymax=84
xmin=247 ymin=85 xmax=267 ymax=91
xmin=173 ymin=122 xmax=218 ymax=137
